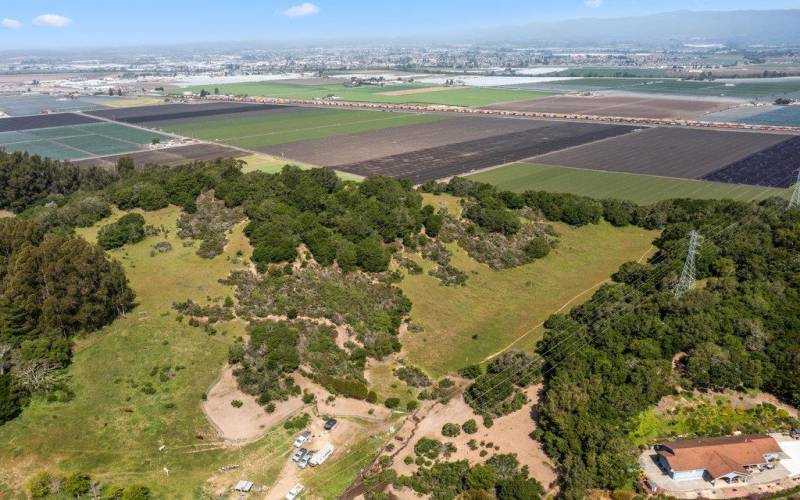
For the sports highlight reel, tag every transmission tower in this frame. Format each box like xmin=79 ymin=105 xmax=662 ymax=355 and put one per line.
xmin=789 ymin=170 xmax=800 ymax=210
xmin=673 ymin=230 xmax=702 ymax=298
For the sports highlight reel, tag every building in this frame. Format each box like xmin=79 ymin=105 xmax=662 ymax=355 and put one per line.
xmin=233 ymin=480 xmax=253 ymax=492
xmin=655 ymin=434 xmax=783 ymax=484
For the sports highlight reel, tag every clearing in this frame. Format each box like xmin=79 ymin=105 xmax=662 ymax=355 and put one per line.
xmin=466 ymin=163 xmax=790 ymax=204
xmin=399 ymin=195 xmax=658 ymax=377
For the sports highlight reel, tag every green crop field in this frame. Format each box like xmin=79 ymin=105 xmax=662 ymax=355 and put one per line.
xmin=399 ymin=194 xmax=658 ymax=377
xmin=466 ymin=163 xmax=790 ymax=205
xmin=157 ymin=107 xmax=450 ymax=150
xmin=0 ymin=123 xmax=172 ymax=160
xmin=172 ymin=81 xmax=550 ymax=107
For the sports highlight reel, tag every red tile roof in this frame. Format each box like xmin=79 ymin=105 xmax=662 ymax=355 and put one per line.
xmin=657 ymin=434 xmax=781 ymax=479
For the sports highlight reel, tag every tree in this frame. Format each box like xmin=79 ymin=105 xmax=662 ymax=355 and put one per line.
xmin=356 ymin=236 xmax=389 ymax=272
xmin=0 ymin=373 xmax=21 ymax=423
xmin=465 ymin=464 xmax=496 ymax=491
xmin=116 ymin=156 xmax=135 ymax=178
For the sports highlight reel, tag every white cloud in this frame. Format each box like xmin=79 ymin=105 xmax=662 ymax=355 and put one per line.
xmin=1 ymin=18 xmax=22 ymax=29
xmin=584 ymin=0 xmax=604 ymax=7
xmin=33 ymin=14 xmax=72 ymax=28
xmin=282 ymin=3 xmax=320 ymax=18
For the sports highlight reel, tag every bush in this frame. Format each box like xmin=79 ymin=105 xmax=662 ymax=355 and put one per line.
xmin=524 ymin=237 xmax=551 ymax=259
xmin=442 ymin=423 xmax=461 ymax=438
xmin=283 ymin=413 xmax=310 ymax=432
xmin=395 ymin=366 xmax=432 ymax=388
xmin=231 ymin=399 xmax=243 ymax=408
xmin=414 ymin=438 xmax=443 ymax=459
xmin=97 ymin=213 xmax=146 ymax=249
xmin=406 ymin=400 xmax=419 ymax=411
xmin=462 ymin=419 xmax=479 ymax=434
xmin=366 ymin=391 xmax=378 ymax=403
xmin=27 ymin=471 xmax=53 ymax=498
xmin=63 ymin=472 xmax=91 ymax=497
xmin=458 ymin=365 xmax=482 ymax=379
xmin=384 ymin=397 xmax=400 ymax=409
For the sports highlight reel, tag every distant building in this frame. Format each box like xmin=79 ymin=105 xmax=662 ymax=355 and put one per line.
xmin=233 ymin=480 xmax=253 ymax=492
xmin=655 ymin=434 xmax=782 ymax=484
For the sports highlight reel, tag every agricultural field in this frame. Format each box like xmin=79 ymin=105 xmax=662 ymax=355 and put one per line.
xmin=467 ymin=163 xmax=790 ymax=204
xmin=0 ymin=112 xmax=100 ymax=132
xmin=261 ymin=115 xmax=553 ymax=166
xmin=75 ymin=142 xmax=248 ymax=169
xmin=0 ymin=94 xmax=101 ymax=116
xmin=532 ymin=127 xmax=790 ymax=183
xmin=237 ymin=153 xmax=364 ymax=181
xmin=170 ymin=80 xmax=551 ymax=107
xmin=399 ymin=198 xmax=657 ymax=376
xmin=334 ymin=121 xmax=635 ymax=183
xmin=147 ymin=106 xmax=450 ymax=151
xmin=87 ymin=101 xmax=291 ymax=124
xmin=734 ymin=105 xmax=800 ymax=127
xmin=500 ymin=77 xmax=800 ymax=100
xmin=0 ymin=122 xmax=173 ymax=160
xmin=485 ymin=94 xmax=735 ymax=119
xmin=703 ymin=136 xmax=800 ymax=188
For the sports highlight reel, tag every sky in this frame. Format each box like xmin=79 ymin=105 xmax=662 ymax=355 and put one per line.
xmin=1 ymin=0 xmax=800 ymax=50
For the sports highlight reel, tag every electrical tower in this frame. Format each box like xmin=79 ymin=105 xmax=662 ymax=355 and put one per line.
xmin=789 ymin=170 xmax=800 ymax=210
xmin=673 ymin=230 xmax=702 ymax=298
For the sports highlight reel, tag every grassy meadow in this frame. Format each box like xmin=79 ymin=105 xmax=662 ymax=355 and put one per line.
xmin=172 ymin=81 xmax=550 ymax=107
xmin=0 ymin=206 xmax=296 ymax=497
xmin=157 ymin=107 xmax=448 ymax=150
xmin=238 ymin=153 xmax=363 ymax=181
xmin=399 ymin=194 xmax=658 ymax=377
xmin=467 ymin=163 xmax=791 ymax=205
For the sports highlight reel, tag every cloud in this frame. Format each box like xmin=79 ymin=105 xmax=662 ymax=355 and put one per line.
xmin=282 ymin=3 xmax=320 ymax=18
xmin=1 ymin=18 xmax=22 ymax=29
xmin=33 ymin=14 xmax=72 ymax=27
xmin=584 ymin=0 xmax=604 ymax=7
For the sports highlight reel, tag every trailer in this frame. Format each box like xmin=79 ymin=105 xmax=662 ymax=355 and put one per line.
xmin=309 ymin=444 xmax=334 ymax=466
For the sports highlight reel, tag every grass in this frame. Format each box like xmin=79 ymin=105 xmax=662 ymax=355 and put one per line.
xmin=171 ymin=81 xmax=550 ymax=107
xmin=238 ymin=153 xmax=363 ymax=181
xmin=399 ymin=200 xmax=658 ymax=377
xmin=466 ymin=163 xmax=791 ymax=205
xmin=157 ymin=107 xmax=449 ymax=149
xmin=365 ymin=358 xmax=418 ymax=407
xmin=302 ymin=433 xmax=387 ymax=499
xmin=0 ymin=206 xmax=295 ymax=497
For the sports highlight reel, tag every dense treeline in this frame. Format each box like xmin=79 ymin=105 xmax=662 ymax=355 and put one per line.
xmin=0 ymin=218 xmax=135 ymax=424
xmin=530 ymin=198 xmax=799 ymax=498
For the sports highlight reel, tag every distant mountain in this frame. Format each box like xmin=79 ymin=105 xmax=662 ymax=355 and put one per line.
xmin=469 ymin=10 xmax=800 ymax=47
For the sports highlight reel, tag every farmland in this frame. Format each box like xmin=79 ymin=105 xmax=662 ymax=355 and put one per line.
xmin=399 ymin=206 xmax=657 ymax=377
xmin=148 ymin=106 xmax=450 ymax=150
xmin=0 ymin=122 xmax=173 ymax=160
xmin=0 ymin=112 xmax=100 ymax=132
xmin=261 ymin=115 xmax=555 ymax=166
xmin=532 ymin=127 xmax=789 ymax=181
xmin=466 ymin=163 xmax=790 ymax=204
xmin=87 ymin=101 xmax=292 ymax=124
xmin=75 ymin=142 xmax=247 ymax=169
xmin=334 ymin=121 xmax=635 ymax=183
xmin=485 ymin=94 xmax=734 ymax=119
xmin=500 ymin=77 xmax=800 ymax=100
xmin=0 ymin=94 xmax=101 ymax=116
xmin=703 ymin=136 xmax=800 ymax=188
xmin=171 ymin=80 xmax=551 ymax=106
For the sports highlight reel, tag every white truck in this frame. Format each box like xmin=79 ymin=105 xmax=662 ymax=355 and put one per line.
xmin=309 ymin=443 xmax=334 ymax=466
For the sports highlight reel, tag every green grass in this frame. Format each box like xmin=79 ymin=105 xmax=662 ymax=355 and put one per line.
xmin=0 ymin=206 xmax=297 ymax=497
xmin=238 ymin=153 xmax=363 ymax=181
xmin=400 ymin=196 xmax=657 ymax=377
xmin=466 ymin=163 xmax=791 ymax=205
xmin=159 ymin=107 xmax=449 ymax=149
xmin=302 ymin=434 xmax=386 ymax=499
xmin=172 ymin=81 xmax=550 ymax=107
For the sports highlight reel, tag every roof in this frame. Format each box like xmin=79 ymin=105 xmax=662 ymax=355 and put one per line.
xmin=234 ymin=480 xmax=253 ymax=492
xmin=657 ymin=434 xmax=781 ymax=479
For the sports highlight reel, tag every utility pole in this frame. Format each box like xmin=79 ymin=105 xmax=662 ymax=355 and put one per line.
xmin=674 ymin=230 xmax=702 ymax=298
xmin=789 ymin=170 xmax=800 ymax=210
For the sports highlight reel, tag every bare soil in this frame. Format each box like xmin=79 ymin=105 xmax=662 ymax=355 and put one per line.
xmin=533 ymin=126 xmax=789 ymax=180
xmin=487 ymin=95 xmax=735 ymax=119
xmin=74 ymin=142 xmax=247 ymax=169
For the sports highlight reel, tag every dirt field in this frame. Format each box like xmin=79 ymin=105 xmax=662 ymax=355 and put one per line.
xmin=389 ymin=385 xmax=557 ymax=493
xmin=262 ymin=116 xmax=549 ymax=166
xmin=87 ymin=102 xmax=295 ymax=123
xmin=334 ymin=122 xmax=635 ymax=183
xmin=702 ymin=136 xmax=800 ymax=188
xmin=378 ymin=86 xmax=452 ymax=96
xmin=533 ymin=127 xmax=789 ymax=180
xmin=74 ymin=142 xmax=246 ymax=169
xmin=486 ymin=95 xmax=735 ymax=119
xmin=0 ymin=112 xmax=100 ymax=132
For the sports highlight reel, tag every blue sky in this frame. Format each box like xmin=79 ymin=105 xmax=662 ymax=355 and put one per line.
xmin=1 ymin=0 xmax=799 ymax=49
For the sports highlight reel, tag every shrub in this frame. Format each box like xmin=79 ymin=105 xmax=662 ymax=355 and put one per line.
xmin=97 ymin=213 xmax=146 ymax=249
xmin=458 ymin=365 xmax=482 ymax=379
xmin=462 ymin=419 xmax=479 ymax=434
xmin=524 ymin=237 xmax=551 ymax=259
xmin=406 ymin=400 xmax=419 ymax=411
xmin=395 ymin=366 xmax=432 ymax=388
xmin=366 ymin=391 xmax=378 ymax=403
xmin=384 ymin=397 xmax=400 ymax=409
xmin=63 ymin=472 xmax=91 ymax=497
xmin=231 ymin=399 xmax=243 ymax=408
xmin=27 ymin=471 xmax=53 ymax=498
xmin=442 ymin=423 xmax=461 ymax=438
xmin=414 ymin=438 xmax=443 ymax=459
xmin=283 ymin=413 xmax=310 ymax=431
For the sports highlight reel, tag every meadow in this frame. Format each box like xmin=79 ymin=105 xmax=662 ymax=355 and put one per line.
xmin=172 ymin=81 xmax=550 ymax=107
xmin=155 ymin=107 xmax=449 ymax=150
xmin=0 ymin=207 xmax=293 ymax=497
xmin=467 ymin=163 xmax=790 ymax=204
xmin=399 ymin=194 xmax=658 ymax=377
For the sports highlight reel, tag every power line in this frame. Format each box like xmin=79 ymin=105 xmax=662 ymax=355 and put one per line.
xmin=789 ymin=170 xmax=800 ymax=210
xmin=673 ymin=229 xmax=702 ymax=298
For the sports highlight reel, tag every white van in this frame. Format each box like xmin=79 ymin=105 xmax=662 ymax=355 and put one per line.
xmin=309 ymin=444 xmax=334 ymax=466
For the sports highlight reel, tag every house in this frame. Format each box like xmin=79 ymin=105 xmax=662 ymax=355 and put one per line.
xmin=655 ymin=434 xmax=782 ymax=484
